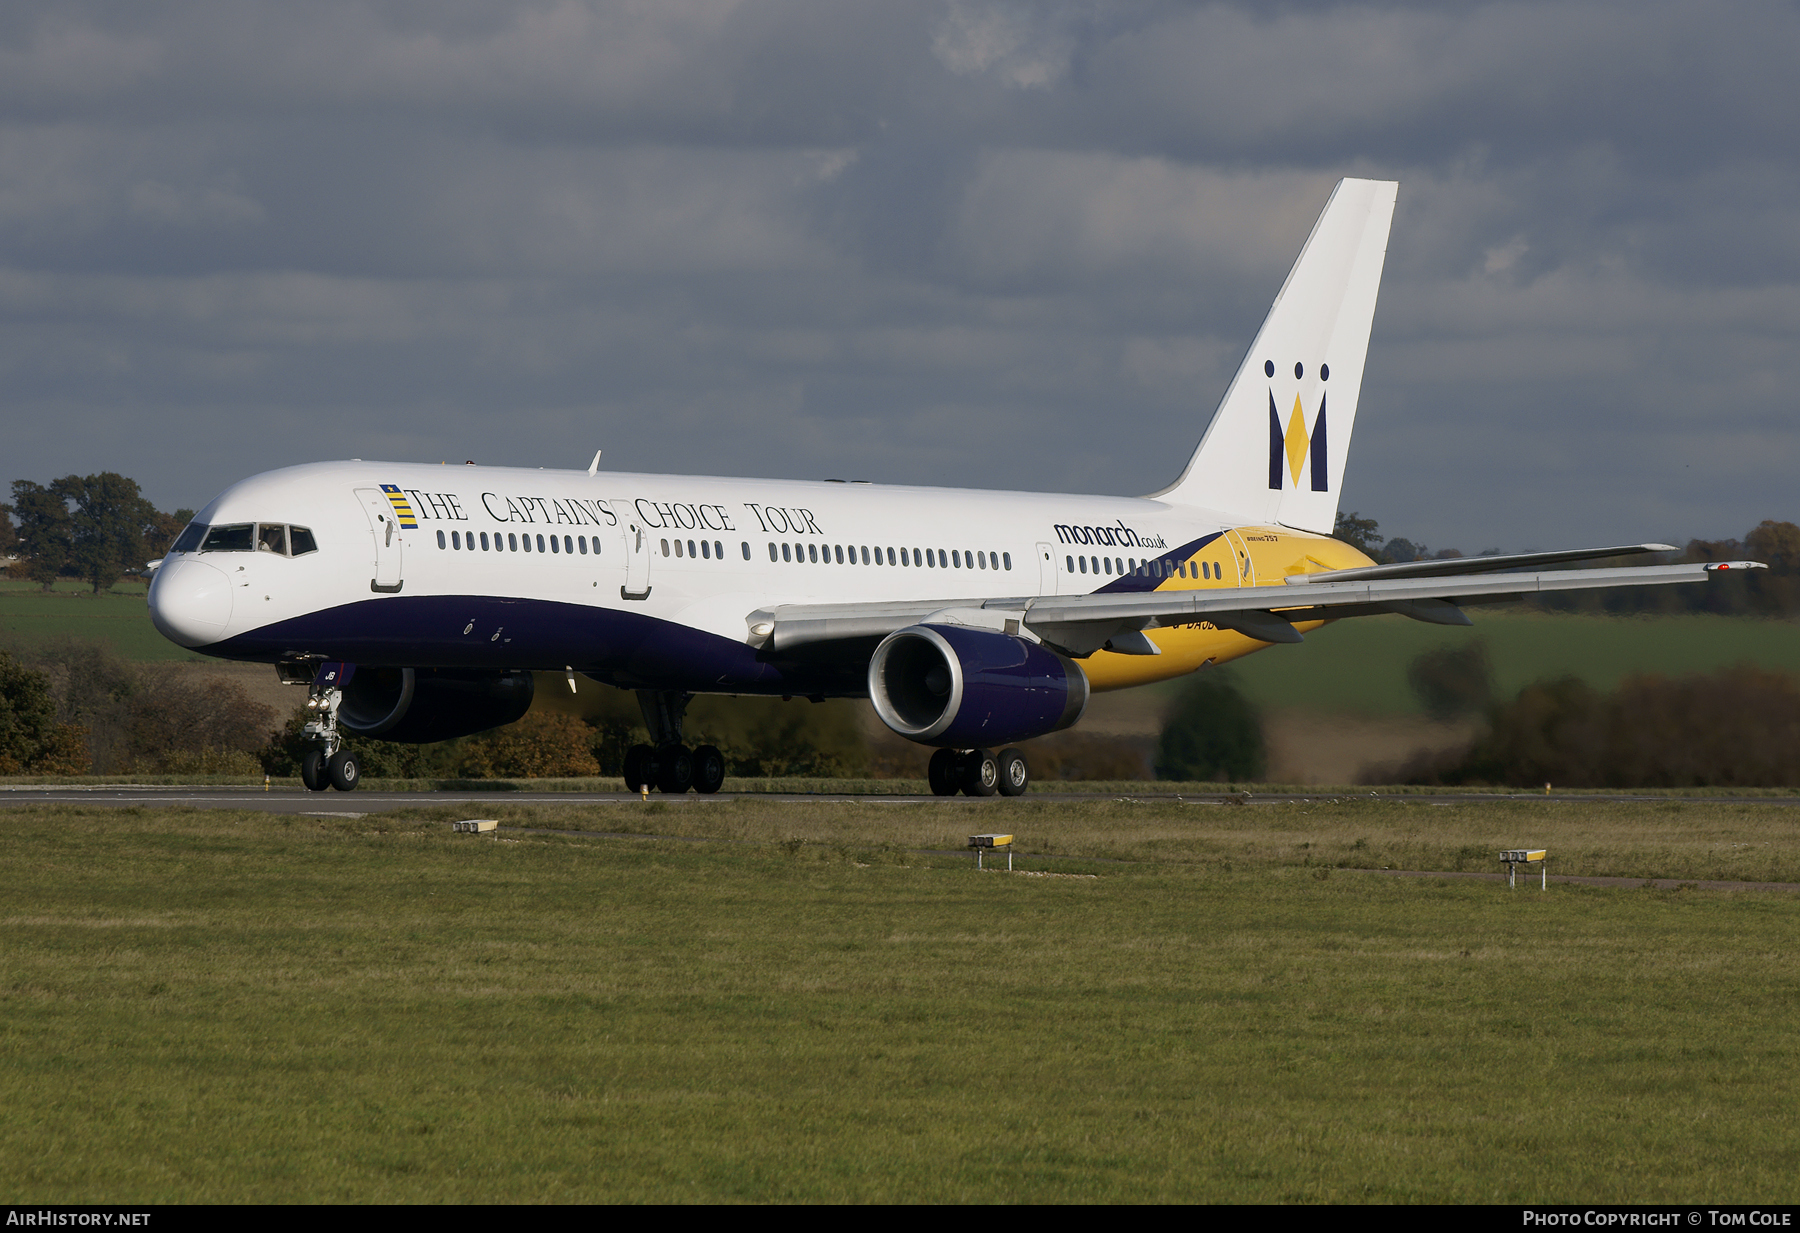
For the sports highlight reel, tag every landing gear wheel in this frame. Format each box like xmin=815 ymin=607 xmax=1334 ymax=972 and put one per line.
xmin=654 ymin=744 xmax=694 ymax=794
xmin=927 ymin=748 xmax=959 ymax=797
xmin=996 ymin=747 xmax=1030 ymax=797
xmin=327 ymin=747 xmax=360 ymax=792
xmin=301 ymin=748 xmax=329 ymax=792
xmin=961 ymin=749 xmax=999 ymax=797
xmin=692 ymin=744 xmax=726 ymax=794
xmin=622 ymin=744 xmax=653 ymax=792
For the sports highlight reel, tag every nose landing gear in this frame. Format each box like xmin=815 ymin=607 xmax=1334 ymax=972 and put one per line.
xmin=298 ymin=678 xmax=359 ymax=792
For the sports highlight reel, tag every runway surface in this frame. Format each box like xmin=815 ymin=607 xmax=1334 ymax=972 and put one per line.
xmin=7 ymin=784 xmax=1800 ymax=813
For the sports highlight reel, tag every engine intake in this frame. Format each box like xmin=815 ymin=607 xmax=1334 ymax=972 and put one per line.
xmin=868 ymin=624 xmax=1088 ymax=748
xmin=338 ymin=666 xmax=535 ymax=744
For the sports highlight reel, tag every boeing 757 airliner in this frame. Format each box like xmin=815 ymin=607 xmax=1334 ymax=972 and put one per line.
xmin=145 ymin=179 xmax=1757 ymax=795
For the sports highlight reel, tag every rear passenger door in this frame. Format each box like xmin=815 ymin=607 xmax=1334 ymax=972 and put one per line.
xmin=1036 ymin=542 xmax=1065 ymax=596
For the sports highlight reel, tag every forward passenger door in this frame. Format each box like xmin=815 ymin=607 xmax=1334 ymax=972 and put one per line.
xmin=355 ymin=488 xmax=404 ymax=593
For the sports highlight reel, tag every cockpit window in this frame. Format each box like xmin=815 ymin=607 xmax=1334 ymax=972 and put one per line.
xmin=201 ymin=523 xmax=254 ymax=552
xmin=191 ymin=522 xmax=318 ymax=556
xmin=171 ymin=522 xmax=206 ymax=555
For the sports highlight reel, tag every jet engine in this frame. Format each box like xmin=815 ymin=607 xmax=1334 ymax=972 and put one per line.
xmin=337 ymin=666 xmax=535 ymax=744
xmin=868 ymin=624 xmax=1088 ymax=748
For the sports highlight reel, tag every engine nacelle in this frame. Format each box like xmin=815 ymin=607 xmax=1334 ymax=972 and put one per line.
xmin=338 ymin=666 xmax=535 ymax=744
xmin=868 ymin=624 xmax=1088 ymax=748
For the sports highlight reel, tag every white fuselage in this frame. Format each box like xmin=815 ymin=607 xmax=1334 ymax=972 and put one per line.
xmin=147 ymin=459 xmax=1270 ymax=697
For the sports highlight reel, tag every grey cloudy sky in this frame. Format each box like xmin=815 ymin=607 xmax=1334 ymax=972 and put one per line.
xmin=3 ymin=0 xmax=1797 ymax=551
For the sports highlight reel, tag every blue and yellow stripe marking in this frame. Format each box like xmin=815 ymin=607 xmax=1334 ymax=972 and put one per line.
xmin=380 ymin=484 xmax=418 ymax=528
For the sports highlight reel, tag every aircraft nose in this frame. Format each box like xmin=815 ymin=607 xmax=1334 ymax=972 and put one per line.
xmin=148 ymin=558 xmax=234 ymax=647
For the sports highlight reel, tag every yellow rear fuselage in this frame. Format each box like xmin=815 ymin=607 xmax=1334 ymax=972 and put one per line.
xmin=1079 ymin=527 xmax=1375 ymax=691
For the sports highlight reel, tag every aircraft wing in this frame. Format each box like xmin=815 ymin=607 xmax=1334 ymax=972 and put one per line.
xmin=1276 ymin=542 xmax=1677 ymax=584
xmin=760 ymin=558 xmax=1763 ymax=657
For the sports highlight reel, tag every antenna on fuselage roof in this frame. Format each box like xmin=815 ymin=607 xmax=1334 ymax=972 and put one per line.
xmin=587 ymin=449 xmax=603 ymax=477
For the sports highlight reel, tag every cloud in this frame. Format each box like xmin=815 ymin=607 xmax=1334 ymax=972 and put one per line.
xmin=931 ymin=1 xmax=1079 ymax=89
xmin=0 ymin=0 xmax=1795 ymax=553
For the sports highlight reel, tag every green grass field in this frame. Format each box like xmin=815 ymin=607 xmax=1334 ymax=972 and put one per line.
xmin=4 ymin=797 xmax=1796 ymax=1202
xmin=1215 ymin=610 xmax=1800 ymax=716
xmin=0 ymin=577 xmax=198 ymax=663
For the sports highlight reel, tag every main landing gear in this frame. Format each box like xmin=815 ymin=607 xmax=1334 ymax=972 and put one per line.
xmin=621 ymin=689 xmax=725 ymax=795
xmin=299 ymin=676 xmax=360 ymax=792
xmin=928 ymin=747 xmax=1030 ymax=798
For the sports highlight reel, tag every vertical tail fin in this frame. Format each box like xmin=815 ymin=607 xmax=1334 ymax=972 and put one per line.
xmin=1154 ymin=178 xmax=1397 ymax=534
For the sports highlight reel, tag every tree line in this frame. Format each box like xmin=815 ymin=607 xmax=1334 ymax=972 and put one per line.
xmin=1 ymin=474 xmax=192 ymax=594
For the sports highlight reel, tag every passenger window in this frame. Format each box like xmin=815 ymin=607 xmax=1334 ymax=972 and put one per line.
xmin=508 ymin=533 xmax=518 ymax=551
xmin=861 ymin=546 xmax=870 ymax=565
xmin=687 ymin=539 xmax=696 ymax=558
xmin=887 ymin=547 xmax=897 ymax=565
xmin=171 ymin=522 xmax=206 ymax=555
xmin=715 ymin=541 xmax=724 ymax=560
xmin=202 ymin=524 xmax=254 ymax=552
xmin=578 ymin=536 xmax=587 ymax=555
xmin=436 ymin=530 xmax=447 ymax=549
xmin=781 ymin=543 xmax=791 ymax=562
xmin=550 ymin=535 xmax=560 ymax=554
xmin=1078 ymin=557 xmax=1087 ymax=574
xmin=808 ymin=543 xmax=818 ymax=563
xmin=1066 ymin=556 xmax=1074 ymax=572
xmin=289 ymin=526 xmax=318 ymax=556
xmin=835 ymin=545 xmax=845 ymax=564
xmin=673 ymin=539 xmax=683 ymax=558
xmin=701 ymin=540 xmax=710 ymax=560
xmin=743 ymin=542 xmax=752 ymax=560
xmin=1003 ymin=552 xmax=1011 ymax=571
xmin=259 ymin=524 xmax=288 ymax=554
xmin=769 ymin=543 xmax=778 ymax=561
xmin=661 ymin=538 xmax=670 ymax=557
